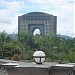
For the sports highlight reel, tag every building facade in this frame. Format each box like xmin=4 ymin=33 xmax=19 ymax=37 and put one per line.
xmin=18 ymin=12 xmax=57 ymax=35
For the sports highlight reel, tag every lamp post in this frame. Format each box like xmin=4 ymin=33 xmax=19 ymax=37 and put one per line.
xmin=33 ymin=51 xmax=46 ymax=64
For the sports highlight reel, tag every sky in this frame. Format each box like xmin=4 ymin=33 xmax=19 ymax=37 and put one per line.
xmin=0 ymin=0 xmax=75 ymax=37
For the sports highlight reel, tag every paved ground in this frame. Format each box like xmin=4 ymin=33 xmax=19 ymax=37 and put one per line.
xmin=16 ymin=62 xmax=57 ymax=68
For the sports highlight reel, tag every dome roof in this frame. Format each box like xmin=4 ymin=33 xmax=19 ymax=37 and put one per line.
xmin=20 ymin=12 xmax=54 ymax=20
xmin=22 ymin=12 xmax=52 ymax=17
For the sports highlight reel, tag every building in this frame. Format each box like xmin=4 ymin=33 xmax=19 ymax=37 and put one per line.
xmin=18 ymin=12 xmax=57 ymax=35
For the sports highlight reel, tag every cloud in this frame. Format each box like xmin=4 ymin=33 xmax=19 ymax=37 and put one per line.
xmin=0 ymin=0 xmax=24 ymax=24
xmin=0 ymin=0 xmax=4 ymax=4
xmin=0 ymin=23 xmax=17 ymax=33
xmin=28 ymin=0 xmax=68 ymax=5
xmin=5 ymin=1 xmax=23 ymax=13
xmin=66 ymin=0 xmax=75 ymax=3
xmin=0 ymin=0 xmax=25 ymax=33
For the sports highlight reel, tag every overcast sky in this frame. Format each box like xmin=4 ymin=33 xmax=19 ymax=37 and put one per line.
xmin=0 ymin=0 xmax=74 ymax=37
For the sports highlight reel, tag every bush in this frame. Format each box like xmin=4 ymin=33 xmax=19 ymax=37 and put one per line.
xmin=67 ymin=52 xmax=75 ymax=63
xmin=11 ymin=54 xmax=20 ymax=61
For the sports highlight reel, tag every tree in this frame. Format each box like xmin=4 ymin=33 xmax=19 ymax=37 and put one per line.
xmin=0 ymin=31 xmax=6 ymax=58
xmin=18 ymin=32 xmax=29 ymax=60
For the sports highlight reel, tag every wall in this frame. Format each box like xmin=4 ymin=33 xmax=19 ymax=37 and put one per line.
xmin=5 ymin=67 xmax=74 ymax=75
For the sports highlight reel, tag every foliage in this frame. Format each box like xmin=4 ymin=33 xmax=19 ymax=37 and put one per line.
xmin=67 ymin=51 xmax=75 ymax=63
xmin=0 ymin=31 xmax=75 ymax=63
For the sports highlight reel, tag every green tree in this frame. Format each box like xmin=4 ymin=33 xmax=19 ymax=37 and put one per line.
xmin=18 ymin=32 xmax=30 ymax=60
xmin=0 ymin=31 xmax=7 ymax=58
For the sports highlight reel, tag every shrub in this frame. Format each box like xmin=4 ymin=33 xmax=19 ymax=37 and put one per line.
xmin=11 ymin=54 xmax=20 ymax=61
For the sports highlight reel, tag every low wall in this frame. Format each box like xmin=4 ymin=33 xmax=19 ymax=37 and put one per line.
xmin=50 ymin=68 xmax=73 ymax=75
xmin=5 ymin=67 xmax=74 ymax=75
xmin=5 ymin=67 xmax=49 ymax=75
xmin=0 ymin=61 xmax=75 ymax=75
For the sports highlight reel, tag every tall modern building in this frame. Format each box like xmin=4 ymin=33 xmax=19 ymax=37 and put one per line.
xmin=18 ymin=12 xmax=57 ymax=35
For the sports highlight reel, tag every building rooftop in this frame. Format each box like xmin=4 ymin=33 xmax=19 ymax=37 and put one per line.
xmin=22 ymin=12 xmax=53 ymax=17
